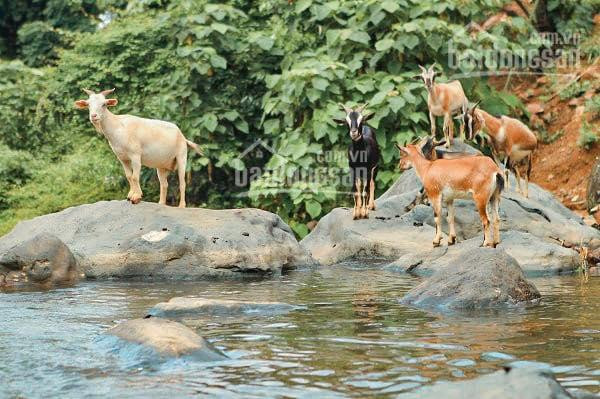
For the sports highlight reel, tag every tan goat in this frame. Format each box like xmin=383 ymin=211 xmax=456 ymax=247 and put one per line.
xmin=416 ymin=64 xmax=468 ymax=147
xmin=74 ymin=88 xmax=203 ymax=207
xmin=462 ymin=102 xmax=537 ymax=197
xmin=397 ymin=143 xmax=504 ymax=248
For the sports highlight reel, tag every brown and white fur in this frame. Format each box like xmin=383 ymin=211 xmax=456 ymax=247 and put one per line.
xmin=397 ymin=143 xmax=504 ymax=247
xmin=416 ymin=64 xmax=468 ymax=147
xmin=75 ymin=88 xmax=203 ymax=207
xmin=462 ymin=102 xmax=537 ymax=197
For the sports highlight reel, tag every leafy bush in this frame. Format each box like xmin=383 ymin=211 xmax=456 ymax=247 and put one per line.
xmin=1 ymin=0 xmax=539 ymax=238
xmin=17 ymin=21 xmax=74 ymax=67
xmin=0 ymin=140 xmax=125 ymax=235
xmin=558 ymin=80 xmax=591 ymax=101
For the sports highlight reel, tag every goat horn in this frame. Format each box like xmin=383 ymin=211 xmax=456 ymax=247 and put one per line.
xmin=100 ymin=88 xmax=116 ymax=96
xmin=472 ymin=100 xmax=482 ymax=110
xmin=338 ymin=103 xmax=352 ymax=114
xmin=356 ymin=102 xmax=369 ymax=113
xmin=82 ymin=88 xmax=94 ymax=95
xmin=418 ymin=65 xmax=426 ymax=72
xmin=429 ymin=63 xmax=437 ymax=73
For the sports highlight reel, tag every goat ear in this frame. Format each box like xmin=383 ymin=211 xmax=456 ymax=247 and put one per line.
xmin=106 ymin=98 xmax=118 ymax=107
xmin=395 ymin=143 xmax=407 ymax=154
xmin=412 ymin=75 xmax=422 ymax=80
xmin=74 ymin=100 xmax=88 ymax=109
xmin=332 ymin=118 xmax=346 ymax=126
xmin=362 ymin=112 xmax=375 ymax=121
xmin=433 ymin=139 xmax=446 ymax=147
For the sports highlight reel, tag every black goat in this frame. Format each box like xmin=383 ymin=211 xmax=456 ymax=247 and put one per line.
xmin=334 ymin=103 xmax=380 ymax=220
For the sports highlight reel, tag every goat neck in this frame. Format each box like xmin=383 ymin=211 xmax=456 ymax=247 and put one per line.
xmin=93 ymin=109 xmax=120 ymax=140
xmin=409 ymin=150 xmax=432 ymax=182
xmin=476 ymin=109 xmax=503 ymax=139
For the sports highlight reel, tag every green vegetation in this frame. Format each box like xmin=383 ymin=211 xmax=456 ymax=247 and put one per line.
xmin=0 ymin=0 xmax=598 ymax=237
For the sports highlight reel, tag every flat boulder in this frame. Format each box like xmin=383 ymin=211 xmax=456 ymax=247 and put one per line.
xmin=397 ymin=367 xmax=574 ymax=399
xmin=0 ymin=201 xmax=314 ymax=279
xmin=385 ymin=230 xmax=580 ymax=277
xmin=399 ymin=247 xmax=541 ymax=311
xmin=106 ymin=317 xmax=227 ymax=361
xmin=0 ymin=233 xmax=78 ymax=289
xmin=148 ymin=297 xmax=304 ymax=318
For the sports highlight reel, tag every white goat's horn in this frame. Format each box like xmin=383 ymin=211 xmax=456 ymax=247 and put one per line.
xmin=429 ymin=63 xmax=437 ymax=73
xmin=356 ymin=102 xmax=369 ymax=113
xmin=100 ymin=88 xmax=116 ymax=96
xmin=418 ymin=65 xmax=426 ymax=72
xmin=82 ymin=88 xmax=94 ymax=95
xmin=339 ymin=103 xmax=352 ymax=114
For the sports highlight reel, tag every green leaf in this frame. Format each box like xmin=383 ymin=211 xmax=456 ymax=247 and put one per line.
xmin=375 ymin=38 xmax=394 ymax=52
xmin=381 ymin=0 xmax=400 ymax=13
xmin=295 ymin=0 xmax=312 ymax=13
xmin=210 ymin=54 xmax=227 ymax=69
xmin=255 ymin=36 xmax=274 ymax=51
xmin=203 ymin=114 xmax=218 ymax=132
xmin=305 ymin=199 xmax=322 ymax=218
xmin=312 ymin=77 xmax=329 ymax=91
xmin=349 ymin=31 xmax=370 ymax=45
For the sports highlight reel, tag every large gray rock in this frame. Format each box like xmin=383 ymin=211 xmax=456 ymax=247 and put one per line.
xmin=0 ymin=201 xmax=314 ymax=279
xmin=106 ymin=317 xmax=227 ymax=361
xmin=148 ymin=297 xmax=304 ymax=319
xmin=398 ymin=367 xmax=574 ymax=399
xmin=0 ymin=233 xmax=79 ymax=289
xmin=384 ymin=230 xmax=580 ymax=277
xmin=301 ymin=142 xmax=600 ymax=272
xmin=399 ymin=247 xmax=541 ymax=310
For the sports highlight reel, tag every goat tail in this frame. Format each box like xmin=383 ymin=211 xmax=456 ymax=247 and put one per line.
xmin=186 ymin=139 xmax=204 ymax=156
xmin=495 ymin=172 xmax=505 ymax=195
xmin=526 ymin=153 xmax=533 ymax=180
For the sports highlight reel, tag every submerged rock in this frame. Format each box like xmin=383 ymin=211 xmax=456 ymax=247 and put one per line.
xmin=302 ymin=141 xmax=599 ymax=272
xmin=106 ymin=317 xmax=227 ymax=361
xmin=0 ymin=201 xmax=314 ymax=279
xmin=399 ymin=247 xmax=541 ymax=311
xmin=148 ymin=297 xmax=304 ymax=318
xmin=397 ymin=367 xmax=574 ymax=399
xmin=0 ymin=233 xmax=79 ymax=289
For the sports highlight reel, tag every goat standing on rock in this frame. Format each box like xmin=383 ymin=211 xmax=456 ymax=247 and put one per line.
xmin=416 ymin=64 xmax=468 ymax=147
xmin=461 ymin=102 xmax=537 ymax=198
xmin=75 ymin=88 xmax=203 ymax=208
xmin=334 ymin=103 xmax=380 ymax=220
xmin=397 ymin=142 xmax=504 ymax=248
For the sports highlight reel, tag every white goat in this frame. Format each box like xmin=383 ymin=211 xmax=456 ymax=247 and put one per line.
xmin=416 ymin=64 xmax=468 ymax=147
xmin=74 ymin=88 xmax=203 ymax=207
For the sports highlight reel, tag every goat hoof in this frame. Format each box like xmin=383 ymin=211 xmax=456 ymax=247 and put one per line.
xmin=448 ymin=237 xmax=456 ymax=245
xmin=131 ymin=196 xmax=142 ymax=204
xmin=432 ymin=241 xmax=441 ymax=248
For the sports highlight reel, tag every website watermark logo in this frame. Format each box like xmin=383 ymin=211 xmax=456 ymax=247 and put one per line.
xmin=447 ymin=23 xmax=583 ymax=78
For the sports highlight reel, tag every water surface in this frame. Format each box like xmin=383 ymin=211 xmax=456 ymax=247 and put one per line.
xmin=1 ymin=264 xmax=599 ymax=398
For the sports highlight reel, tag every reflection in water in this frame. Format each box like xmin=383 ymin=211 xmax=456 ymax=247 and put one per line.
xmin=0 ymin=265 xmax=599 ymax=398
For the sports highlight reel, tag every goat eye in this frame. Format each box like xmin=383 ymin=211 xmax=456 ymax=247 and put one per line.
xmin=102 ymin=104 xmax=107 ymax=108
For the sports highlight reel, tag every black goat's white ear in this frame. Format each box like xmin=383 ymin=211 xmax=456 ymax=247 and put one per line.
xmin=362 ymin=112 xmax=375 ymax=121
xmin=333 ymin=118 xmax=346 ymax=126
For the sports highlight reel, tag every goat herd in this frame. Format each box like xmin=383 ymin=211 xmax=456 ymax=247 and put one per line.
xmin=74 ymin=64 xmax=537 ymax=249
xmin=336 ymin=64 xmax=537 ymax=248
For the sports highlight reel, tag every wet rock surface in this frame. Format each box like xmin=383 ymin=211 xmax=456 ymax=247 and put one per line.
xmin=0 ymin=201 xmax=315 ymax=280
xmin=148 ymin=297 xmax=304 ymax=319
xmin=399 ymin=247 xmax=541 ymax=311
xmin=106 ymin=317 xmax=227 ymax=361
xmin=0 ymin=233 xmax=79 ymax=289
xmin=397 ymin=367 xmax=577 ymax=399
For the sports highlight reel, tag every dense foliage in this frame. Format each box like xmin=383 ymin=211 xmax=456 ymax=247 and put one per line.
xmin=0 ymin=0 xmax=597 ymax=236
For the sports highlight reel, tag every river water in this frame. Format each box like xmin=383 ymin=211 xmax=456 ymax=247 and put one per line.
xmin=1 ymin=264 xmax=599 ymax=398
